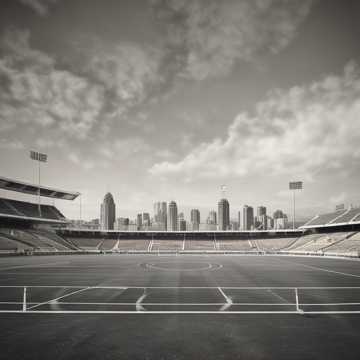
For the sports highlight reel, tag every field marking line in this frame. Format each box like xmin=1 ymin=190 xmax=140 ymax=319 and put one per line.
xmin=266 ymin=288 xmax=292 ymax=305
xmin=278 ymin=258 xmax=360 ymax=279
xmin=1 ymin=310 xmax=360 ymax=314
xmin=136 ymin=288 xmax=147 ymax=311
xmin=218 ymin=287 xmax=232 ymax=311
xmin=2 ymin=302 xmax=360 ymax=306
xmin=26 ymin=286 xmax=93 ymax=310
xmin=2 ymin=285 xmax=360 ymax=289
xmin=0 ymin=261 xmax=69 ymax=271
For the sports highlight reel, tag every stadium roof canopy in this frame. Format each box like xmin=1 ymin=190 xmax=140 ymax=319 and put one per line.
xmin=0 ymin=176 xmax=80 ymax=200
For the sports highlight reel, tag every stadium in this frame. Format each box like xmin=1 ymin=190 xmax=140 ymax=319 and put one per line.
xmin=1 ymin=174 xmax=360 ymax=359
xmin=1 ymin=1 xmax=360 ymax=359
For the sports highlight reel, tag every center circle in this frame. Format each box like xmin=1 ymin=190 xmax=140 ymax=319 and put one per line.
xmin=140 ymin=262 xmax=222 ymax=272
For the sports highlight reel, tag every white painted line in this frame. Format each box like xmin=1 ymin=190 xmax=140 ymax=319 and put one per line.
xmin=0 ymin=261 xmax=69 ymax=271
xmin=218 ymin=287 xmax=232 ymax=311
xmin=26 ymin=287 xmax=92 ymax=310
xmin=1 ymin=310 xmax=360 ymax=314
xmin=279 ymin=258 xmax=360 ymax=279
xmin=2 ymin=302 xmax=360 ymax=306
xmin=136 ymin=288 xmax=147 ymax=312
xmin=1 ymin=285 xmax=360 ymax=289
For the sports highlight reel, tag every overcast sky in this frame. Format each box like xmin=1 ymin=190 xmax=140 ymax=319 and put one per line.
xmin=0 ymin=0 xmax=360 ymax=221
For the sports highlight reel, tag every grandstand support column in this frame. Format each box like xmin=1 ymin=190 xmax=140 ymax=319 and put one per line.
xmin=293 ymin=190 xmax=295 ymax=230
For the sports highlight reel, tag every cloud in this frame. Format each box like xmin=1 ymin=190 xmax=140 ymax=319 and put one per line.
xmin=0 ymin=29 xmax=105 ymax=139
xmin=19 ymin=0 xmax=57 ymax=16
xmin=81 ymin=42 xmax=163 ymax=119
xmin=0 ymin=139 xmax=24 ymax=150
xmin=151 ymin=0 xmax=313 ymax=80
xmin=150 ymin=61 xmax=360 ymax=181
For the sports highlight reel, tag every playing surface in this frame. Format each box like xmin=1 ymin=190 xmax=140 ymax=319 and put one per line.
xmin=1 ymin=254 xmax=360 ymax=359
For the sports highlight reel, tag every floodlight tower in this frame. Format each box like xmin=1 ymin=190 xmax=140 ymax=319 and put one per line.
xmin=289 ymin=181 xmax=303 ymax=230
xmin=30 ymin=150 xmax=48 ymax=217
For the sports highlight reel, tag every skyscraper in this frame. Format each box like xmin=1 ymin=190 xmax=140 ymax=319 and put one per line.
xmin=153 ymin=201 xmax=167 ymax=230
xmin=257 ymin=206 xmax=267 ymax=230
xmin=238 ymin=211 xmax=241 ymax=230
xmin=243 ymin=205 xmax=254 ymax=230
xmin=207 ymin=210 xmax=217 ymax=225
xmin=137 ymin=213 xmax=142 ymax=230
xmin=168 ymin=201 xmax=178 ymax=231
xmin=218 ymin=198 xmax=230 ymax=230
xmin=190 ymin=209 xmax=200 ymax=231
xmin=100 ymin=192 xmax=116 ymax=230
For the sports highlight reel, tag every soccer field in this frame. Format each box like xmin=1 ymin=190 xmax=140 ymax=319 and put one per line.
xmin=1 ymin=254 xmax=360 ymax=359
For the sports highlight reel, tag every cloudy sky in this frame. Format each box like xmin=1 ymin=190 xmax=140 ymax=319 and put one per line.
xmin=0 ymin=0 xmax=360 ymax=221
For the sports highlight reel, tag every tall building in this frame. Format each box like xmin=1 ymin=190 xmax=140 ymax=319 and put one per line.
xmin=238 ymin=211 xmax=241 ymax=230
xmin=243 ymin=205 xmax=254 ymax=230
xmin=190 ymin=209 xmax=200 ymax=231
xmin=153 ymin=201 xmax=167 ymax=230
xmin=100 ymin=192 xmax=116 ymax=230
xmin=168 ymin=201 xmax=178 ymax=231
xmin=137 ymin=213 xmax=142 ymax=230
xmin=257 ymin=206 xmax=267 ymax=230
xmin=115 ymin=217 xmax=129 ymax=231
xmin=218 ymin=198 xmax=230 ymax=230
xmin=142 ymin=213 xmax=150 ymax=226
xmin=179 ymin=219 xmax=187 ymax=231
xmin=207 ymin=210 xmax=217 ymax=225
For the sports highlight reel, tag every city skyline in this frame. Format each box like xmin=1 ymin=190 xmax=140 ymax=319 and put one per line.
xmin=1 ymin=1 xmax=360 ymax=221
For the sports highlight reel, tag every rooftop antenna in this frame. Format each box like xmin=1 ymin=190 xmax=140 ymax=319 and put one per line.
xmin=220 ymin=184 xmax=227 ymax=199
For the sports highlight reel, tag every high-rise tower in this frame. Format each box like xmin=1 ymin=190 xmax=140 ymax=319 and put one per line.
xmin=100 ymin=192 xmax=116 ymax=230
xmin=218 ymin=198 xmax=230 ymax=230
xmin=168 ymin=201 xmax=178 ymax=231
xmin=190 ymin=209 xmax=200 ymax=231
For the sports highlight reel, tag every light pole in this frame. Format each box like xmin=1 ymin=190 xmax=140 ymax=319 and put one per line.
xmin=30 ymin=151 xmax=47 ymax=217
xmin=289 ymin=181 xmax=303 ymax=230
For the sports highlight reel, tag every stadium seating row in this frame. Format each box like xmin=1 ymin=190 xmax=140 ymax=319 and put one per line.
xmin=0 ymin=230 xmax=360 ymax=256
xmin=304 ymin=207 xmax=360 ymax=227
xmin=0 ymin=198 xmax=66 ymax=221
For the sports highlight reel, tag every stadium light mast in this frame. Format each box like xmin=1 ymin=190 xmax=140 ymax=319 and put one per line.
xmin=289 ymin=181 xmax=303 ymax=230
xmin=30 ymin=151 xmax=47 ymax=217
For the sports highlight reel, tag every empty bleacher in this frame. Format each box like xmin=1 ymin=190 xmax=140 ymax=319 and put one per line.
xmin=117 ymin=239 xmax=150 ymax=251
xmin=151 ymin=240 xmax=183 ymax=251
xmin=305 ymin=210 xmax=347 ymax=227
xmin=331 ymin=208 xmax=360 ymax=224
xmin=185 ymin=240 xmax=215 ymax=250
xmin=217 ymin=240 xmax=255 ymax=251
xmin=0 ymin=234 xmax=31 ymax=252
xmin=255 ymin=238 xmax=298 ymax=251
xmin=99 ymin=239 xmax=118 ymax=251
xmin=0 ymin=198 xmax=66 ymax=221
xmin=67 ymin=238 xmax=103 ymax=250
xmin=323 ymin=233 xmax=360 ymax=255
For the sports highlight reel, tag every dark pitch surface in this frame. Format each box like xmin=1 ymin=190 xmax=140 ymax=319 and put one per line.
xmin=1 ymin=254 xmax=360 ymax=360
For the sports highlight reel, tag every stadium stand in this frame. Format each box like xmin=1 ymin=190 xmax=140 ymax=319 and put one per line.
xmin=302 ymin=207 xmax=360 ymax=228
xmin=217 ymin=240 xmax=255 ymax=251
xmin=186 ymin=240 xmax=215 ymax=250
xmin=330 ymin=208 xmax=360 ymax=224
xmin=116 ymin=239 xmax=150 ymax=251
xmin=67 ymin=238 xmax=103 ymax=250
xmin=151 ymin=240 xmax=183 ymax=251
xmin=305 ymin=210 xmax=347 ymax=227
xmin=0 ymin=198 xmax=66 ymax=221
xmin=99 ymin=239 xmax=118 ymax=251
xmin=255 ymin=237 xmax=298 ymax=251
xmin=325 ymin=232 xmax=360 ymax=255
xmin=0 ymin=233 xmax=31 ymax=252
